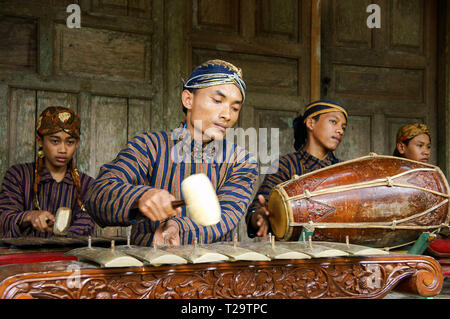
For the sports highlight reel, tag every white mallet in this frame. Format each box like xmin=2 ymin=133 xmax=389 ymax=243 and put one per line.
xmin=180 ymin=173 xmax=221 ymax=226
xmin=53 ymin=207 xmax=72 ymax=236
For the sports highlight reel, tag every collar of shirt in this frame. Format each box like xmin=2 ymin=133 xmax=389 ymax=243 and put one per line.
xmin=297 ymin=146 xmax=339 ymax=170
xmin=172 ymin=122 xmax=218 ymax=159
xmin=38 ymin=164 xmax=74 ymax=185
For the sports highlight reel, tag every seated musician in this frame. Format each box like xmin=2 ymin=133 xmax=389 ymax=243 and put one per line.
xmin=0 ymin=107 xmax=95 ymax=238
xmin=393 ymin=123 xmax=431 ymax=163
xmin=393 ymin=123 xmax=449 ymax=251
xmin=246 ymin=100 xmax=348 ymax=238
xmin=85 ymin=59 xmax=258 ymax=246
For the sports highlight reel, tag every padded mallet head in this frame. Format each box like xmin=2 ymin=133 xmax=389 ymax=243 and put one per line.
xmin=181 ymin=173 xmax=221 ymax=226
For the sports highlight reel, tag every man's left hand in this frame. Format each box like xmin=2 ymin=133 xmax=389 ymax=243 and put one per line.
xmin=153 ymin=219 xmax=180 ymax=246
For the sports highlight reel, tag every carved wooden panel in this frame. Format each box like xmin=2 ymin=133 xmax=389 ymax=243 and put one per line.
xmin=89 ymin=96 xmax=128 ymax=177
xmin=8 ymin=89 xmax=37 ymax=166
xmin=334 ymin=65 xmax=424 ymax=102
xmin=0 ymin=16 xmax=37 ymax=72
xmin=0 ymin=255 xmax=443 ymax=299
xmin=128 ymin=99 xmax=153 ymax=139
xmin=389 ymin=0 xmax=424 ymax=53
xmin=256 ymin=0 xmax=300 ymax=42
xmin=88 ymin=96 xmax=128 ymax=237
xmin=192 ymin=49 xmax=300 ymax=96
xmin=39 ymin=0 xmax=80 ymax=6
xmin=0 ymin=84 xmax=8 ymax=182
xmin=54 ymin=24 xmax=151 ymax=83
xmin=36 ymin=91 xmax=78 ymax=117
xmin=332 ymin=0 xmax=372 ymax=48
xmin=192 ymin=0 xmax=239 ymax=33
xmin=321 ymin=0 xmax=437 ymax=164
xmin=91 ymin=0 xmax=151 ymax=18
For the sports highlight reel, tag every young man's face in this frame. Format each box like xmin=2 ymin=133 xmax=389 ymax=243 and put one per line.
xmin=182 ymin=83 xmax=243 ymax=141
xmin=308 ymin=111 xmax=347 ymax=152
xmin=36 ymin=131 xmax=79 ymax=170
xmin=397 ymin=133 xmax=431 ymax=163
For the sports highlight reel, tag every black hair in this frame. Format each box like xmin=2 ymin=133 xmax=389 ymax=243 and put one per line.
xmin=293 ymin=113 xmax=321 ymax=151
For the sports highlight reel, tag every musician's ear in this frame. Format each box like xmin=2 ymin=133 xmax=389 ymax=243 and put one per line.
xmin=305 ymin=117 xmax=315 ymax=131
xmin=36 ymin=135 xmax=43 ymax=148
xmin=181 ymin=90 xmax=194 ymax=111
xmin=396 ymin=142 xmax=406 ymax=155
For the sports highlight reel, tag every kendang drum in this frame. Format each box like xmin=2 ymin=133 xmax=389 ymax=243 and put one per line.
xmin=268 ymin=154 xmax=450 ymax=248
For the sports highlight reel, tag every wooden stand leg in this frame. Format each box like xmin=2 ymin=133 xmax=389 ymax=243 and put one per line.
xmin=395 ymin=262 xmax=444 ymax=297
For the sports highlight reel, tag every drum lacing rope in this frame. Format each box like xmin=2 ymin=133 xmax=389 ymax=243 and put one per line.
xmin=386 ymin=177 xmax=394 ymax=187
xmin=287 ymin=167 xmax=450 ymax=202
xmin=391 ymin=220 xmax=397 ymax=230
xmin=381 ymin=239 xmax=418 ymax=251
xmin=304 ymin=220 xmax=315 ymax=232
xmin=284 ymin=166 xmax=450 ymax=236
xmin=290 ymin=199 xmax=449 ymax=230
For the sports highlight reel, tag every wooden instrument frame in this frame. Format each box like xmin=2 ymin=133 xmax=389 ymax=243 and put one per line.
xmin=0 ymin=254 xmax=443 ymax=299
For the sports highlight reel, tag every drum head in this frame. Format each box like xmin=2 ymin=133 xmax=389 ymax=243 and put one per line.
xmin=268 ymin=189 xmax=289 ymax=240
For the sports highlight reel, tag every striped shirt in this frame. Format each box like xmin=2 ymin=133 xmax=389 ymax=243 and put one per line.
xmin=85 ymin=128 xmax=259 ymax=246
xmin=0 ymin=162 xmax=95 ymax=238
xmin=246 ymin=147 xmax=339 ymax=237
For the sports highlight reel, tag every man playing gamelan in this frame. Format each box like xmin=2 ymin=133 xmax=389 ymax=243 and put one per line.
xmin=86 ymin=59 xmax=259 ymax=246
xmin=246 ymin=100 xmax=349 ymax=238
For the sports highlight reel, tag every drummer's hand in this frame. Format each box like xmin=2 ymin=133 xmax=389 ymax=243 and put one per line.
xmin=137 ymin=189 xmax=182 ymax=221
xmin=22 ymin=210 xmax=55 ymax=233
xmin=153 ymin=219 xmax=180 ymax=246
xmin=251 ymin=195 xmax=270 ymax=238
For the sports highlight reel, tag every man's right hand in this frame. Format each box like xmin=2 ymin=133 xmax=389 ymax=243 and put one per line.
xmin=137 ymin=189 xmax=182 ymax=221
xmin=22 ymin=210 xmax=55 ymax=233
xmin=251 ymin=194 xmax=271 ymax=239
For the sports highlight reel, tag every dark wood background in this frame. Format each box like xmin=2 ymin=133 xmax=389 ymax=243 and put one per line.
xmin=0 ymin=0 xmax=449 ymax=239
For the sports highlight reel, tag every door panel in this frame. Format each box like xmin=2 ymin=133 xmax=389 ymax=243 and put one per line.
xmin=0 ymin=0 xmax=163 ymax=238
xmin=322 ymin=0 xmax=437 ymax=164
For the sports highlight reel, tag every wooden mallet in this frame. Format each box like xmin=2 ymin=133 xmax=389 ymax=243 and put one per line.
xmin=136 ymin=173 xmax=221 ymax=226
xmin=179 ymin=173 xmax=221 ymax=226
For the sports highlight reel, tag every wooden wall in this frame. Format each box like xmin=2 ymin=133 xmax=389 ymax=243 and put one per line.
xmin=0 ymin=0 xmax=165 ymax=236
xmin=437 ymin=0 xmax=450 ymax=180
xmin=0 ymin=0 xmax=448 ymax=240
xmin=321 ymin=0 xmax=438 ymax=164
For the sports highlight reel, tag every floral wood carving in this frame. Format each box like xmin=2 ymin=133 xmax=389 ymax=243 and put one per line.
xmin=0 ymin=255 xmax=443 ymax=299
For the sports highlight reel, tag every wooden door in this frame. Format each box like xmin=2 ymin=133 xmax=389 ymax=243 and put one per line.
xmin=0 ymin=1 xmax=165 ymax=237
xmin=321 ymin=0 xmax=438 ymax=164
xmin=172 ymin=0 xmax=313 ymax=241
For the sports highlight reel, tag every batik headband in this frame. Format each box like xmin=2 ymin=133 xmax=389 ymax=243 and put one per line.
xmin=182 ymin=59 xmax=246 ymax=102
xmin=37 ymin=106 xmax=81 ymax=138
xmin=303 ymin=100 xmax=348 ymax=122
xmin=396 ymin=123 xmax=430 ymax=143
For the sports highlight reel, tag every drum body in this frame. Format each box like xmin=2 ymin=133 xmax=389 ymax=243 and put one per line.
xmin=268 ymin=155 xmax=450 ymax=248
